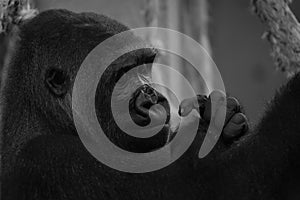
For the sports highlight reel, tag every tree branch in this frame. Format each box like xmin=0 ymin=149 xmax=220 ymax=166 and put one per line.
xmin=0 ymin=0 xmax=38 ymax=34
xmin=252 ymin=0 xmax=300 ymax=74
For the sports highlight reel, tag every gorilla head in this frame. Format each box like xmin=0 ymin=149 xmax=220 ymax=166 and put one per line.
xmin=95 ymin=48 xmax=177 ymax=153
xmin=1 ymin=9 xmax=175 ymax=165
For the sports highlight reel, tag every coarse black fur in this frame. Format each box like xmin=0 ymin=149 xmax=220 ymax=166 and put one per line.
xmin=1 ymin=9 xmax=300 ymax=200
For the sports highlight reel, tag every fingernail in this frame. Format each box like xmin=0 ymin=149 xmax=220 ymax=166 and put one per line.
xmin=178 ymin=106 xmax=182 ymax=116
xmin=231 ymin=113 xmax=246 ymax=125
xmin=180 ymin=108 xmax=185 ymax=116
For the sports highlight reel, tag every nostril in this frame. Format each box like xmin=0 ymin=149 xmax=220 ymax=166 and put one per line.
xmin=143 ymin=93 xmax=158 ymax=105
xmin=141 ymin=84 xmax=158 ymax=104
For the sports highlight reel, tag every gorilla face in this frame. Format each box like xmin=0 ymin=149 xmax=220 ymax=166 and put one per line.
xmin=112 ymin=60 xmax=171 ymax=127
xmin=95 ymin=50 xmax=177 ymax=153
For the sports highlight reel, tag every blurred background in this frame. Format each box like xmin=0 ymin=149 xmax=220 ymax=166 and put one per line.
xmin=2 ymin=0 xmax=300 ymax=125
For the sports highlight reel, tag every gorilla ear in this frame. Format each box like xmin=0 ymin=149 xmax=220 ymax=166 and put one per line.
xmin=45 ymin=68 xmax=69 ymax=97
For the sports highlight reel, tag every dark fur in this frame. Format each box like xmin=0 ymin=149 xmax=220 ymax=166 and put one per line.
xmin=1 ymin=9 xmax=300 ymax=200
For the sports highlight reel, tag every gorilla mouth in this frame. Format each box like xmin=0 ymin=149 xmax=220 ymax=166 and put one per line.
xmin=129 ymin=84 xmax=171 ymax=127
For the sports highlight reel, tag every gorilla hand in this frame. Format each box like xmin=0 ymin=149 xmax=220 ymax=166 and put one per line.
xmin=179 ymin=91 xmax=248 ymax=144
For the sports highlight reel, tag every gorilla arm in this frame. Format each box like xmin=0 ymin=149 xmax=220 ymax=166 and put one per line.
xmin=4 ymin=74 xmax=300 ymax=200
xmin=191 ymin=74 xmax=300 ymax=199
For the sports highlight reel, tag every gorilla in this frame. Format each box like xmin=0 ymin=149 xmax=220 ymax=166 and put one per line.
xmin=1 ymin=9 xmax=300 ymax=200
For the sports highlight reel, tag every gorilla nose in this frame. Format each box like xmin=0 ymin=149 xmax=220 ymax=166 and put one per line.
xmin=139 ymin=84 xmax=159 ymax=108
xmin=129 ymin=84 xmax=170 ymax=126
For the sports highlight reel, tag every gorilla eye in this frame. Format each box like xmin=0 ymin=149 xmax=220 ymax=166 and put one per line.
xmin=50 ymin=69 xmax=66 ymax=84
xmin=45 ymin=68 xmax=69 ymax=96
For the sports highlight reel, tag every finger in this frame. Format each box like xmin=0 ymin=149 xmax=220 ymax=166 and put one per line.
xmin=223 ymin=113 xmax=248 ymax=140
xmin=178 ymin=97 xmax=197 ymax=117
xmin=178 ymin=95 xmax=208 ymax=117
xmin=225 ymin=97 xmax=241 ymax=124
xmin=203 ymin=90 xmax=226 ymax=122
